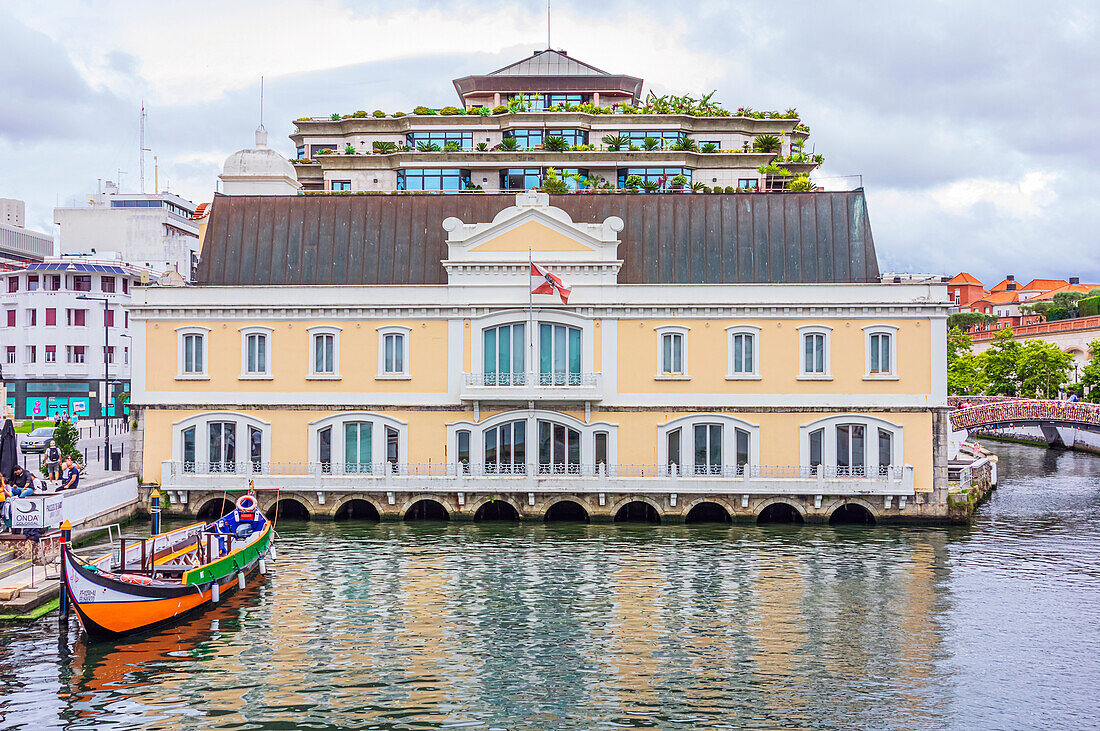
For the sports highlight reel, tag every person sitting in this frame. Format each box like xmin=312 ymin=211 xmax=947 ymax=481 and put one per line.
xmin=44 ymin=441 xmax=62 ymax=485
xmin=60 ymin=457 xmax=81 ymax=492
xmin=8 ymin=465 xmax=35 ymax=498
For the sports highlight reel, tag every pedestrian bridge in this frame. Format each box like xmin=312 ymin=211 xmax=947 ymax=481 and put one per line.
xmin=950 ymin=398 xmax=1100 ymax=446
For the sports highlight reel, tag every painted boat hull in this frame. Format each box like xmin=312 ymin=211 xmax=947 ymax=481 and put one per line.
xmin=62 ymin=521 xmax=273 ymax=638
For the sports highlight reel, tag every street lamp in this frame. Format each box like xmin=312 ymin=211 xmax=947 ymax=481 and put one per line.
xmin=76 ymin=294 xmax=111 ymax=470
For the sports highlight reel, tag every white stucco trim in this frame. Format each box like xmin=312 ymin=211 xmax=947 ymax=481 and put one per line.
xmin=239 ymin=326 xmax=274 ymax=379
xmin=862 ymin=324 xmax=898 ymax=378
xmin=175 ymin=326 xmax=210 ymax=379
xmin=657 ymin=413 xmax=761 ymax=470
xmin=307 ymin=411 xmax=408 ymax=467
xmin=171 ymin=410 xmax=271 ymax=465
xmin=654 ymin=324 xmax=690 ymax=378
xmin=307 ymin=325 xmax=341 ymax=378
xmin=725 ymin=324 xmax=760 ymax=377
xmin=798 ymin=413 xmax=902 ymax=473
xmin=797 ymin=324 xmax=832 ymax=378
xmin=445 ymin=409 xmax=617 ymax=468
xmin=376 ymin=325 xmax=412 ymax=378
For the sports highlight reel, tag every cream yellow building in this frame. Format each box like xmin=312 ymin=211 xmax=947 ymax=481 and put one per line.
xmin=130 ymin=190 xmax=951 ymax=523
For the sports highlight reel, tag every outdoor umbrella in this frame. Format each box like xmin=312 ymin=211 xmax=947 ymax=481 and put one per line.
xmin=0 ymin=417 xmax=16 ymax=481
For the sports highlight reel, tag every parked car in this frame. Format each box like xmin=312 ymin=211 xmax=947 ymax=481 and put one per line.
xmin=20 ymin=426 xmax=57 ymax=454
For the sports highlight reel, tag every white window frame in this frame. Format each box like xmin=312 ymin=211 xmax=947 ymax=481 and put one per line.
xmin=799 ymin=414 xmax=903 ymax=476
xmin=446 ymin=410 xmax=617 ymax=473
xmin=796 ymin=324 xmax=832 ymax=380
xmin=377 ymin=325 xmax=412 ymax=379
xmin=175 ymin=326 xmax=210 ymax=380
xmin=657 ymin=414 xmax=760 ymax=474
xmin=307 ymin=325 xmax=341 ymax=379
xmin=239 ymin=326 xmax=274 ymax=379
xmin=471 ymin=309 xmax=595 ymax=379
xmin=307 ymin=412 xmax=408 ymax=471
xmin=654 ymin=325 xmax=690 ymax=380
xmin=171 ymin=411 xmax=271 ymax=470
xmin=725 ymin=325 xmax=761 ymax=379
xmin=863 ymin=324 xmax=899 ymax=380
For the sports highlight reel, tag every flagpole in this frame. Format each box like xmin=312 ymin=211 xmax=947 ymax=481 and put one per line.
xmin=528 ymin=242 xmax=534 ymax=387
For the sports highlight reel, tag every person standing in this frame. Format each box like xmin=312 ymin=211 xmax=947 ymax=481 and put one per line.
xmin=44 ymin=440 xmax=62 ymax=485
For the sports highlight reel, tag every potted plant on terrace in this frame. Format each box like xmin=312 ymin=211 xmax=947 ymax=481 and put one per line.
xmin=601 ymin=134 xmax=628 ymax=151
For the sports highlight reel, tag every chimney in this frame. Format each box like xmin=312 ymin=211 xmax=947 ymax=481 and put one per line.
xmin=1007 ymin=282 xmax=1017 ymax=291
xmin=1006 ymin=274 xmax=1014 ymax=282
xmin=1070 ymin=277 xmax=1080 ymax=285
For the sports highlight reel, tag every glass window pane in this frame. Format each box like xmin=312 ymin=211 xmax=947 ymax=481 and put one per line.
xmin=540 ymin=324 xmax=552 ymax=378
xmin=744 ymin=335 xmax=753 ymax=372
xmin=709 ymin=424 xmax=722 ymax=467
xmin=809 ymin=428 xmax=823 ymax=467
xmin=325 ymin=336 xmax=334 ymax=372
xmin=484 ymin=327 xmax=497 ymax=379
xmin=539 ymin=420 xmax=551 ymax=466
xmin=209 ymin=422 xmax=222 ymax=463
xmin=394 ymin=334 xmax=403 ymax=373
xmin=567 ymin=428 xmax=580 ymax=466
xmin=814 ymin=335 xmax=824 ymax=372
xmin=315 ymin=335 xmax=324 ymax=372
xmin=568 ymin=327 xmax=581 ymax=375
xmin=673 ymin=334 xmax=682 ymax=373
xmin=804 ymin=335 xmax=813 ymax=372
xmin=736 ymin=429 xmax=749 ymax=466
xmin=320 ymin=426 xmax=331 ymax=464
xmin=836 ymin=425 xmax=850 ymax=467
xmin=694 ymin=424 xmax=707 ymax=471
xmin=484 ymin=427 xmax=497 ymax=464
xmin=553 ymin=423 xmax=566 ymax=466
xmin=183 ymin=427 xmax=195 ymax=464
xmin=595 ymin=432 xmax=608 ymax=465
xmin=499 ymin=325 xmax=511 ymax=376
xmin=851 ymin=425 xmax=865 ymax=468
xmin=870 ymin=334 xmax=880 ymax=372
xmin=668 ymin=428 xmax=680 ymax=469
xmin=501 ymin=421 xmax=513 ymax=463
xmin=250 ymin=427 xmax=262 ymax=463
xmin=513 ymin=421 xmax=526 ymax=466
xmin=457 ymin=430 xmax=470 ymax=464
xmin=512 ymin=324 xmax=525 ymax=374
xmin=663 ymin=334 xmax=672 ymax=372
xmin=878 ymin=428 xmax=892 ymax=469
xmin=554 ymin=326 xmax=566 ymax=375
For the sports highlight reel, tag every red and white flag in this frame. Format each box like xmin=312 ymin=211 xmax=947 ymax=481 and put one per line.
xmin=530 ymin=262 xmax=572 ymax=304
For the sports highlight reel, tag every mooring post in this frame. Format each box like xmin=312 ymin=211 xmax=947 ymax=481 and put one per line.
xmin=150 ymin=489 xmax=161 ymax=535
xmin=59 ymin=519 xmax=72 ymax=622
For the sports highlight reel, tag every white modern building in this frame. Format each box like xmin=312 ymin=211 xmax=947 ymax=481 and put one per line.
xmin=1 ymin=255 xmax=147 ymax=421
xmin=54 ymin=183 xmax=200 ymax=281
xmin=0 ymin=199 xmax=53 ymax=263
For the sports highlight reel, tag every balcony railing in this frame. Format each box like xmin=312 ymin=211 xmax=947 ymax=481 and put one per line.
xmin=161 ymin=461 xmax=914 ymax=496
xmin=460 ymin=371 xmax=603 ymax=400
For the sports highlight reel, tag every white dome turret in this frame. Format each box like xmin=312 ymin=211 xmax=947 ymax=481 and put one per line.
xmin=219 ymin=125 xmax=301 ymax=196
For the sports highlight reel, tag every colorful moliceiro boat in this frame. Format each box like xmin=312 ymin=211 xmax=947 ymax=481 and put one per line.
xmin=61 ymin=493 xmax=274 ymax=637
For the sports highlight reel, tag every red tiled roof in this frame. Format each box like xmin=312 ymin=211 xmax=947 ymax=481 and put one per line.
xmin=190 ymin=202 xmax=210 ymax=220
xmin=1021 ymin=278 xmax=1069 ymax=292
xmin=976 ymin=291 xmax=1020 ymax=305
xmin=949 ymin=272 xmax=982 ymax=285
xmin=1025 ymin=283 xmax=1100 ymax=302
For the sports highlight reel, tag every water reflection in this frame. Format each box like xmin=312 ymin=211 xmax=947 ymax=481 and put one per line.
xmin=1 ymin=442 xmax=1098 ymax=730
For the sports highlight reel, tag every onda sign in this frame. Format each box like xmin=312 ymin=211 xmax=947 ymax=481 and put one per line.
xmin=11 ymin=496 xmax=64 ymax=529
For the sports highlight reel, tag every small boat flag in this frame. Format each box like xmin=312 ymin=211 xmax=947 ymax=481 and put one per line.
xmin=530 ymin=262 xmax=571 ymax=304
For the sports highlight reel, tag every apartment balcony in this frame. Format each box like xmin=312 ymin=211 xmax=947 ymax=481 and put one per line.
xmin=459 ymin=371 xmax=603 ymax=402
xmin=160 ymin=461 xmax=916 ymax=498
xmin=302 ymin=150 xmax=811 ymax=171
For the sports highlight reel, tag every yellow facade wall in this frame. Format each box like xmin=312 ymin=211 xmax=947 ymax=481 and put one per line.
xmin=616 ymin=318 xmax=931 ymax=395
xmin=142 ymin=407 xmax=933 ymax=491
xmin=145 ymin=320 xmax=449 ymax=394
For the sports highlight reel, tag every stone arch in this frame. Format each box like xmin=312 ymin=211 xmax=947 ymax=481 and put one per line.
xmin=613 ymin=500 xmax=662 ymax=523
xmin=544 ymin=498 xmax=591 ymax=523
xmin=607 ymin=494 xmax=663 ymax=520
xmin=404 ymin=498 xmax=450 ymax=521
xmin=829 ymin=499 xmax=878 ymax=526
xmin=755 ymin=498 xmax=806 ymax=525
xmin=270 ymin=497 xmax=312 ymax=521
xmin=196 ymin=496 xmax=234 ymax=522
xmin=473 ymin=499 xmax=521 ymax=522
xmin=333 ymin=497 xmax=383 ymax=521
xmin=684 ymin=500 xmax=733 ymax=524
xmin=468 ymin=494 xmax=525 ymax=521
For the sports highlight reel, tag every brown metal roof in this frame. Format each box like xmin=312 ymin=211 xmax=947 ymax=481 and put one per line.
xmin=196 ymin=191 xmax=880 ymax=286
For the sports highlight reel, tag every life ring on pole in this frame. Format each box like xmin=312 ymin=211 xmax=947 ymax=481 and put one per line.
xmin=235 ymin=494 xmax=258 ymax=521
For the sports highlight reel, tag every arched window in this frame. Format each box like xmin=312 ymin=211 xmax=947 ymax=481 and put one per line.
xmin=726 ymin=325 xmax=760 ymax=379
xmin=172 ymin=412 xmax=270 ymax=474
xmin=654 ymin=325 xmax=690 ymax=379
xmin=797 ymin=325 xmax=832 ymax=379
xmin=863 ymin=325 xmax=898 ymax=378
xmin=658 ymin=415 xmax=760 ymax=476
xmin=800 ymin=415 xmax=902 ymax=477
xmin=308 ymin=413 xmax=407 ymax=475
xmin=176 ymin=326 xmax=210 ymax=379
xmin=447 ymin=410 xmax=616 ymax=476
xmin=239 ymin=326 xmax=273 ymax=378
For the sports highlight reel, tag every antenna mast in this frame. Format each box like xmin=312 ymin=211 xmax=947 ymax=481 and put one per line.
xmin=260 ymin=76 xmax=265 ymax=129
xmin=139 ymin=103 xmax=151 ymax=194
xmin=547 ymin=0 xmax=551 ymax=49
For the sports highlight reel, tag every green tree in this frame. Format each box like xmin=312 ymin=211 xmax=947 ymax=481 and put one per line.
xmin=1016 ymin=339 xmax=1074 ymax=398
xmin=947 ymin=327 xmax=987 ymax=395
xmin=1078 ymin=339 xmax=1100 ymax=402
xmin=947 ymin=311 xmax=995 ymax=331
xmin=53 ymin=420 xmax=82 ymax=463
xmin=978 ymin=328 xmax=1022 ymax=396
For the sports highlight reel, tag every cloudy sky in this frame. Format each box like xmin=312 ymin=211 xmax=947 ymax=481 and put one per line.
xmin=2 ymin=0 xmax=1097 ymax=283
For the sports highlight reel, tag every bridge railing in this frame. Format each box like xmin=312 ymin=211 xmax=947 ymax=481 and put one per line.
xmin=950 ymin=399 xmax=1100 ymax=431
xmin=160 ymin=460 xmax=915 ymax=496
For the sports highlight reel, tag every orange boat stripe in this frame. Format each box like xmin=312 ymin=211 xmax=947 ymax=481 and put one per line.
xmin=78 ymin=592 xmax=208 ymax=634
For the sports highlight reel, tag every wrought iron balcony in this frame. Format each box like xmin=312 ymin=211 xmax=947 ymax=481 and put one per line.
xmin=459 ymin=371 xmax=603 ymax=401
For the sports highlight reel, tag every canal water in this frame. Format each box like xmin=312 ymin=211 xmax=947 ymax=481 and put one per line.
xmin=2 ymin=441 xmax=1098 ymax=730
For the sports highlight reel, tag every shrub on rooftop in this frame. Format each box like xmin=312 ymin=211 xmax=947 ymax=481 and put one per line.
xmin=330 ymin=113 xmax=341 ymax=120
xmin=372 ymin=110 xmax=386 ymax=118
xmin=492 ymin=104 xmax=509 ymax=114
xmin=413 ymin=105 xmax=432 ymax=115
xmin=439 ymin=106 xmax=462 ymax=115
xmin=351 ymin=110 xmax=369 ymax=118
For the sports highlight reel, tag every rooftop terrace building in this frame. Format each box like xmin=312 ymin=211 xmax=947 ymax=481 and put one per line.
xmin=289 ymin=50 xmax=820 ymax=195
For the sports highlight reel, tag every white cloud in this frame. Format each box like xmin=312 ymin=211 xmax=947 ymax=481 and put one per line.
xmin=929 ymin=172 xmax=1059 ymax=219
